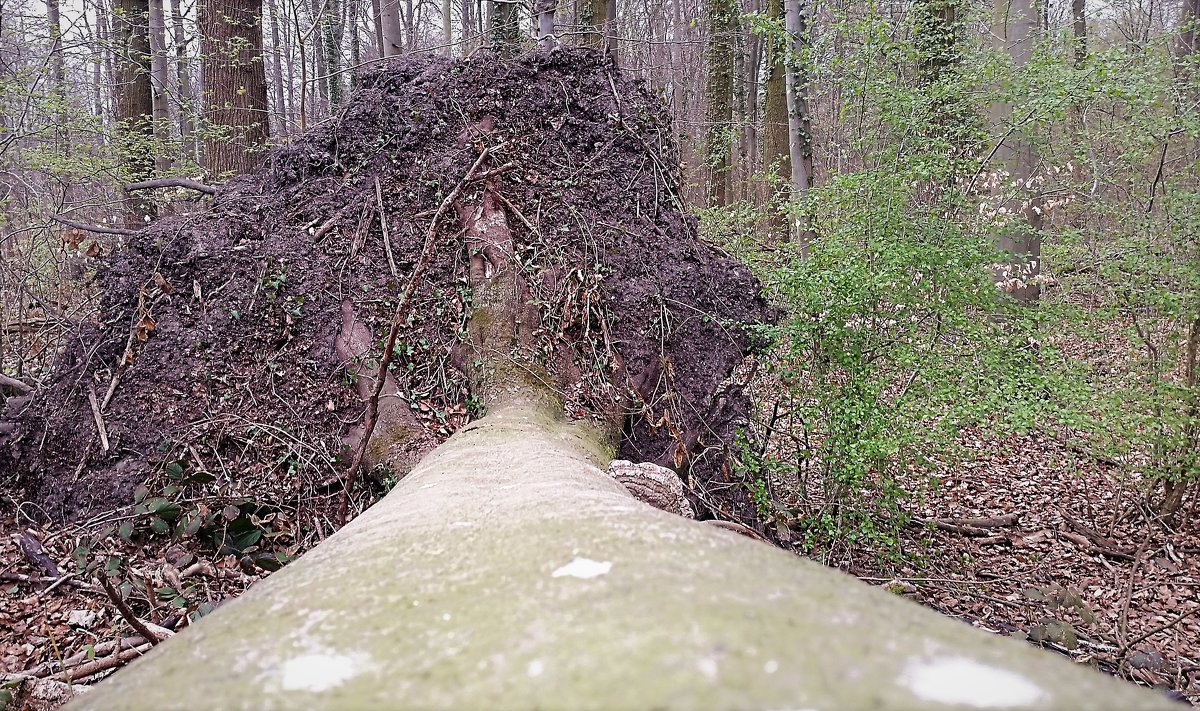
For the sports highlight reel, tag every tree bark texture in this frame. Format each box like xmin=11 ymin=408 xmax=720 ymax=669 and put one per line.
xmin=703 ymin=0 xmax=736 ymax=207
xmin=68 ymin=397 xmax=1178 ymax=711
xmin=535 ymin=0 xmax=556 ymax=44
xmin=148 ymin=0 xmax=171 ymax=169
xmin=1178 ymin=0 xmax=1198 ymax=60
xmin=490 ymin=0 xmax=519 ymax=55
xmin=268 ymin=0 xmax=290 ymax=136
xmin=323 ymin=0 xmax=344 ymax=107
xmin=783 ymin=0 xmax=812 ymax=197
xmin=170 ymin=0 xmax=197 ymax=161
xmin=576 ymin=0 xmax=608 ymax=50
xmin=379 ymin=0 xmax=403 ymax=55
xmin=1071 ymin=0 xmax=1086 ymax=67
xmin=199 ymin=0 xmax=271 ymax=177
xmin=114 ymin=0 xmax=156 ymax=223
xmin=44 ymin=0 xmax=66 ymax=100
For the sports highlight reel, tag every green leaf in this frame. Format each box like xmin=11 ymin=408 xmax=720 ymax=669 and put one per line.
xmin=133 ymin=484 xmax=150 ymax=503
xmin=183 ymin=515 xmax=203 ymax=537
xmin=118 ymin=520 xmax=134 ymax=543
xmin=150 ymin=517 xmax=170 ymax=535
xmin=149 ymin=499 xmax=182 ymax=521
xmin=165 ymin=462 xmax=185 ymax=480
xmin=185 ymin=471 xmax=216 ymax=485
xmin=229 ymin=528 xmax=262 ymax=552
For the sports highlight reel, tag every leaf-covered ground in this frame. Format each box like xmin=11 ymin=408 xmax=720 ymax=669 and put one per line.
xmin=845 ymin=426 xmax=1200 ymax=702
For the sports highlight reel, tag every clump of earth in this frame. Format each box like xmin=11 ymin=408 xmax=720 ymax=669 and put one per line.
xmin=1 ymin=47 xmax=772 ymax=528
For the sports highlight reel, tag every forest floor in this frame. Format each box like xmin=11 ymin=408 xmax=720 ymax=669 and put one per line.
xmin=845 ymin=427 xmax=1200 ymax=704
xmin=2 ymin=411 xmax=1198 ymax=706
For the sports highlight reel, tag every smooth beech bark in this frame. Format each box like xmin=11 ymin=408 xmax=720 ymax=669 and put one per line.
xmin=67 ymin=387 xmax=1176 ymax=710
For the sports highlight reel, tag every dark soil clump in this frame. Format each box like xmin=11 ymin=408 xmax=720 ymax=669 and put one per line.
xmin=1 ymin=48 xmax=771 ymax=527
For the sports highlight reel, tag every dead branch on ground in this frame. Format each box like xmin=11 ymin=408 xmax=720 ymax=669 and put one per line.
xmin=124 ymin=177 xmax=219 ymax=195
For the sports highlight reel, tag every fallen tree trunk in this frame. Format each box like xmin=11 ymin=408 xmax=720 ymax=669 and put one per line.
xmin=70 ymin=397 xmax=1172 ymax=710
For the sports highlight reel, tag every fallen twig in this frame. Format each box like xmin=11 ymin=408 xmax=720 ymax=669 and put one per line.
xmin=0 ymin=372 xmax=33 ymax=395
xmin=704 ymin=519 xmax=770 ymax=542
xmin=335 ymin=140 xmax=510 ymax=526
xmin=944 ymin=513 xmax=1020 ymax=528
xmin=124 ymin=177 xmax=219 ymax=195
xmin=49 ymin=214 xmax=137 ymax=237
xmin=375 ymin=177 xmax=398 ymax=279
xmin=98 ymin=576 xmax=166 ymax=646
xmin=493 ymin=190 xmax=541 ymax=238
xmin=40 ymin=572 xmax=78 ymax=596
xmin=17 ymin=532 xmax=61 ymax=577
xmin=912 ymin=518 xmax=989 ymax=537
xmin=1120 ymin=607 xmax=1200 ymax=662
xmin=87 ymin=384 xmax=110 ymax=453
xmin=50 ymin=643 xmax=152 ymax=683
xmin=1059 ymin=509 xmax=1136 ymax=560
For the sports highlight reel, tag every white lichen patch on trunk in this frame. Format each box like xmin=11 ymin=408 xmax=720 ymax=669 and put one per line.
xmin=551 ymin=557 xmax=612 ymax=579
xmin=898 ymin=656 xmax=1048 ymax=708
xmin=279 ymin=651 xmax=371 ymax=692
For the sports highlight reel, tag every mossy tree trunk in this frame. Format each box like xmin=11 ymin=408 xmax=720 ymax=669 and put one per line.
xmin=703 ymin=0 xmax=736 ymax=207
xmin=762 ymin=0 xmax=790 ymax=238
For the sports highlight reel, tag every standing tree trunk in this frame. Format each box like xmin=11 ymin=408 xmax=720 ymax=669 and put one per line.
xmin=990 ymin=0 xmax=1042 ymax=303
xmin=604 ymin=0 xmax=616 ymax=63
xmin=784 ymin=0 xmax=812 ymax=198
xmin=148 ymin=0 xmax=171 ymax=170
xmin=170 ymin=0 xmax=197 ymax=162
xmin=1071 ymin=0 xmax=1086 ymax=67
xmin=490 ymin=0 xmax=519 ymax=54
xmin=460 ymin=0 xmax=474 ymax=52
xmin=90 ymin=5 xmax=106 ymax=122
xmin=199 ymin=0 xmax=271 ymax=176
xmin=576 ymin=0 xmax=608 ymax=50
xmin=401 ymin=0 xmax=414 ymax=49
xmin=309 ymin=0 xmax=330 ymax=117
xmin=324 ymin=0 xmax=344 ymax=107
xmin=44 ymin=0 xmax=66 ymax=115
xmin=535 ymin=0 xmax=555 ymax=44
xmin=379 ymin=0 xmax=403 ymax=55
xmin=732 ymin=12 xmax=747 ymax=200
xmin=1178 ymin=0 xmax=1198 ymax=59
xmin=703 ymin=0 xmax=736 ymax=207
xmin=114 ymin=0 xmax=156 ymax=224
xmin=349 ymin=0 xmax=362 ymax=84
xmin=442 ymin=0 xmax=453 ymax=53
xmin=761 ymin=0 xmax=788 ymax=185
xmin=268 ymin=0 xmax=291 ymax=137
xmin=742 ymin=0 xmax=761 ymax=197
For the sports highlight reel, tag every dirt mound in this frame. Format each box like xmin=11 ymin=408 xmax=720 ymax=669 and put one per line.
xmin=1 ymin=48 xmax=771 ymax=526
